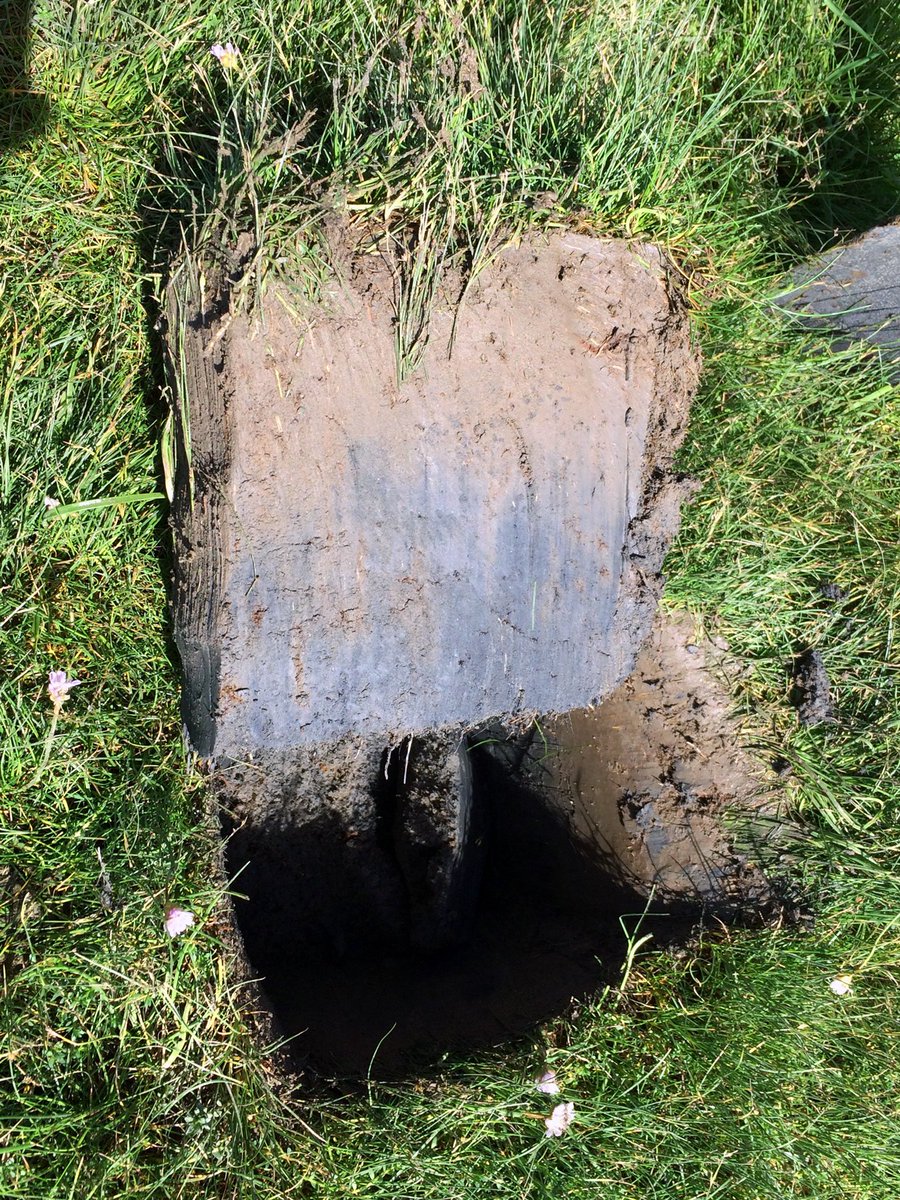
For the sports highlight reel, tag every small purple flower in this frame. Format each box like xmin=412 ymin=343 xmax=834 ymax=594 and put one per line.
xmin=536 ymin=1069 xmax=560 ymax=1095
xmin=47 ymin=669 xmax=81 ymax=709
xmin=209 ymin=42 xmax=238 ymax=69
xmin=544 ymin=1101 xmax=575 ymax=1138
xmin=165 ymin=907 xmax=195 ymax=938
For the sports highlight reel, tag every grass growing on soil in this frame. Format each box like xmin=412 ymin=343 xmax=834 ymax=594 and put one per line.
xmin=2 ymin=0 xmax=900 ymax=1196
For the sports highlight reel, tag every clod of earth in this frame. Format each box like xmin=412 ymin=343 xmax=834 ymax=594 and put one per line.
xmin=790 ymin=648 xmax=836 ymax=728
xmin=166 ymin=231 xmax=773 ymax=1076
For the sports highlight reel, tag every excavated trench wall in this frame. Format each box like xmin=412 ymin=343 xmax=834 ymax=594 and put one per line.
xmin=169 ymin=234 xmax=697 ymax=756
xmin=166 ymin=232 xmax=729 ymax=1071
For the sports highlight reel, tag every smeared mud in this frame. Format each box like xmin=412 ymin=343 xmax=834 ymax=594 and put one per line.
xmin=539 ymin=611 xmax=775 ymax=908
xmin=164 ymin=228 xmax=778 ymax=1080
xmin=168 ymin=231 xmax=697 ymax=758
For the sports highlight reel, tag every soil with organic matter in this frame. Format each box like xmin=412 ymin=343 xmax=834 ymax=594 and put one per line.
xmin=167 ymin=231 xmax=698 ymax=758
xmin=165 ymin=228 xmax=776 ymax=1078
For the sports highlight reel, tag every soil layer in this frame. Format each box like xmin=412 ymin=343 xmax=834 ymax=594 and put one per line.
xmin=167 ymin=232 xmax=698 ymax=757
xmin=220 ymin=611 xmax=776 ymax=1077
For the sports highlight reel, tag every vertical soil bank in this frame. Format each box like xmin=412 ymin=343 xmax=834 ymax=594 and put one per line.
xmin=165 ymin=231 xmax=743 ymax=1071
xmin=167 ymin=233 xmax=698 ymax=757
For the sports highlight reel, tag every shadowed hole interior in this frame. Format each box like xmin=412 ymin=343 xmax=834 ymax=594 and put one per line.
xmin=221 ymin=699 xmax=763 ymax=1082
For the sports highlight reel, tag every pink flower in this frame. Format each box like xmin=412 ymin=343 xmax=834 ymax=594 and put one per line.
xmin=209 ymin=42 xmax=238 ymax=69
xmin=165 ymin=907 xmax=195 ymax=938
xmin=536 ymin=1069 xmax=560 ymax=1095
xmin=47 ymin=669 xmax=81 ymax=708
xmin=544 ymin=1101 xmax=575 ymax=1138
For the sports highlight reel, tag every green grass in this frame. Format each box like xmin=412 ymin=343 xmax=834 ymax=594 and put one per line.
xmin=2 ymin=0 xmax=900 ymax=1196
xmin=667 ymin=316 xmax=900 ymax=838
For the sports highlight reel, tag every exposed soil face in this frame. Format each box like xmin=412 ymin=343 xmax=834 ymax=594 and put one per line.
xmin=165 ymin=229 xmax=775 ymax=1078
xmin=169 ymin=232 xmax=698 ymax=758
xmin=540 ymin=611 xmax=775 ymax=910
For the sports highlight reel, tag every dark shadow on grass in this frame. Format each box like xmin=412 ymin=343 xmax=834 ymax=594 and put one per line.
xmin=1 ymin=1 xmax=48 ymax=150
xmin=789 ymin=2 xmax=900 ymax=244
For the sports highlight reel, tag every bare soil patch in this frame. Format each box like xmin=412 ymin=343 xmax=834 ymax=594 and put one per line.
xmin=169 ymin=231 xmax=697 ymax=757
xmin=164 ymin=229 xmax=777 ymax=1078
xmin=540 ymin=610 xmax=775 ymax=910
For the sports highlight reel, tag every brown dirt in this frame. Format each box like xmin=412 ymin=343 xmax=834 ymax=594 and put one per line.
xmin=168 ymin=231 xmax=698 ymax=758
xmin=541 ymin=610 xmax=777 ymax=909
xmin=163 ymin=228 xmax=781 ymax=1079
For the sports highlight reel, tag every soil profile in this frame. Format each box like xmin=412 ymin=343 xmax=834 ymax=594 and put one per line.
xmin=168 ymin=231 xmax=698 ymax=758
xmin=165 ymin=229 xmax=775 ymax=1076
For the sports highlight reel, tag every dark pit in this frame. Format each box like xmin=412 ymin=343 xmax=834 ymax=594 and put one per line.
xmin=219 ymin=615 xmax=774 ymax=1079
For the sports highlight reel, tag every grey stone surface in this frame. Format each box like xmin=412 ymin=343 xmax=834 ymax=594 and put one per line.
xmin=779 ymin=223 xmax=900 ymax=370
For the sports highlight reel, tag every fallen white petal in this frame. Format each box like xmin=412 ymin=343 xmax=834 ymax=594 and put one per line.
xmin=165 ymin=907 xmax=195 ymax=937
xmin=544 ymin=1101 xmax=575 ymax=1138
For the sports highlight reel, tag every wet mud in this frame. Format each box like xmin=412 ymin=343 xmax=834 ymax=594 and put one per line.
xmin=167 ymin=231 xmax=698 ymax=757
xmin=164 ymin=229 xmax=777 ymax=1078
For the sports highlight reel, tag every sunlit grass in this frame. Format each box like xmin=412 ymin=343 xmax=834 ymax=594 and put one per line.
xmin=1 ymin=0 xmax=899 ymax=1195
xmin=666 ymin=315 xmax=900 ymax=839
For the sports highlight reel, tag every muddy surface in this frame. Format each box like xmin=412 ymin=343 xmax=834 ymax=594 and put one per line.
xmin=790 ymin=647 xmax=836 ymax=728
xmin=521 ymin=611 xmax=775 ymax=909
xmin=168 ymin=232 xmax=697 ymax=757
